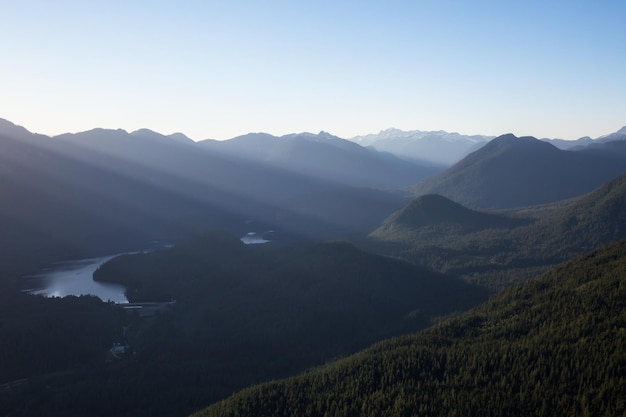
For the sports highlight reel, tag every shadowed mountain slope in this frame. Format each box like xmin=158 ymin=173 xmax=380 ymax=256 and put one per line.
xmin=194 ymin=238 xmax=626 ymax=417
xmin=275 ymin=187 xmax=412 ymax=239
xmin=369 ymin=170 xmax=626 ymax=288
xmin=0 ymin=118 xmax=418 ymax=278
xmin=377 ymin=194 xmax=527 ymax=233
xmin=413 ymin=133 xmax=626 ymax=209
xmin=200 ymin=131 xmax=442 ymax=189
xmin=0 ymin=120 xmax=275 ymax=277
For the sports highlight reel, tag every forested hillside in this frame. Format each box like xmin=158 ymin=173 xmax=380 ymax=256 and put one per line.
xmin=369 ymin=170 xmax=626 ymax=288
xmin=93 ymin=232 xmax=488 ymax=352
xmin=195 ymin=239 xmax=626 ymax=417
xmin=0 ymin=293 xmax=125 ymax=385
xmin=1 ymin=232 xmax=487 ymax=417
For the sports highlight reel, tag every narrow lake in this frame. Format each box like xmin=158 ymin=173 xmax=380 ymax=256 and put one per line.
xmin=24 ymin=255 xmax=128 ymax=303
xmin=23 ymin=234 xmax=267 ymax=303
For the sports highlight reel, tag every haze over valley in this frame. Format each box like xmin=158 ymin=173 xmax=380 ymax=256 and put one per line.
xmin=2 ymin=116 xmax=626 ymax=416
xmin=2 ymin=2 xmax=626 ymax=416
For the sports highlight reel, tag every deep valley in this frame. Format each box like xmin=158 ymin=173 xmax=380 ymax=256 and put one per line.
xmin=1 ymin=119 xmax=626 ymax=417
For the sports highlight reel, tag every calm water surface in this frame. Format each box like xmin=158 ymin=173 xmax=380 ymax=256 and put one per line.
xmin=25 ymin=255 xmax=128 ymax=303
xmin=24 ymin=236 xmax=266 ymax=303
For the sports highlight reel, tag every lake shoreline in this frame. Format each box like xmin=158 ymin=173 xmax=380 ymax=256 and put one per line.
xmin=20 ymin=234 xmax=269 ymax=303
xmin=23 ymin=254 xmax=129 ymax=304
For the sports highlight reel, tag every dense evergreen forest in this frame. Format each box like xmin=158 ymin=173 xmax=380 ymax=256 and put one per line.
xmin=367 ymin=170 xmax=626 ymax=288
xmin=0 ymin=233 xmax=487 ymax=417
xmin=0 ymin=292 xmax=125 ymax=384
xmin=195 ymin=239 xmax=626 ymax=417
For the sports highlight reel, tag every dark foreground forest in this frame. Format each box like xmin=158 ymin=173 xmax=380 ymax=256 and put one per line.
xmin=196 ymin=239 xmax=626 ymax=417
xmin=0 ymin=234 xmax=488 ymax=417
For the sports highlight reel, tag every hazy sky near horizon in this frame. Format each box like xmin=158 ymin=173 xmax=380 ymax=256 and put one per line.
xmin=1 ymin=1 xmax=625 ymax=141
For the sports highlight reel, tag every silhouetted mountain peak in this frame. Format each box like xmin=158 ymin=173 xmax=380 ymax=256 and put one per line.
xmin=465 ymin=133 xmax=558 ymax=162
xmin=317 ymin=130 xmax=335 ymax=138
xmin=56 ymin=128 xmax=129 ymax=142
xmin=413 ymin=128 xmax=626 ymax=209
xmin=167 ymin=132 xmax=194 ymax=143
xmin=229 ymin=132 xmax=277 ymax=144
xmin=281 ymin=131 xmax=344 ymax=144
xmin=380 ymin=194 xmax=521 ymax=232
xmin=395 ymin=194 xmax=469 ymax=225
xmin=489 ymin=133 xmax=552 ymax=148
xmin=596 ymin=126 xmax=626 ymax=143
xmin=493 ymin=133 xmax=517 ymax=141
xmin=0 ymin=118 xmax=36 ymax=138
xmin=130 ymin=128 xmax=165 ymax=139
xmin=130 ymin=129 xmax=194 ymax=144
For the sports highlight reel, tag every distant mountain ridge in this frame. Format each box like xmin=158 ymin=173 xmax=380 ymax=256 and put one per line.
xmin=199 ymin=131 xmax=441 ymax=189
xmin=2 ymin=115 xmax=626 ymax=276
xmin=0 ymin=120 xmax=260 ymax=276
xmin=0 ymin=118 xmax=414 ymax=278
xmin=542 ymin=126 xmax=626 ymax=150
xmin=413 ymin=133 xmax=626 ymax=209
xmin=350 ymin=128 xmax=493 ymax=166
xmin=349 ymin=126 xmax=626 ymax=165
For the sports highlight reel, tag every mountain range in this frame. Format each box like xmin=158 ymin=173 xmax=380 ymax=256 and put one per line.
xmin=543 ymin=126 xmax=626 ymax=150
xmin=349 ymin=126 xmax=626 ymax=165
xmin=199 ymin=131 xmax=441 ymax=189
xmin=2 ymin=116 xmax=626 ymax=280
xmin=350 ymin=128 xmax=493 ymax=166
xmin=0 ymin=118 xmax=269 ymax=277
xmin=412 ymin=133 xmax=626 ymax=209
xmin=0 ymin=118 xmax=433 ymax=278
xmin=2 ymin=116 xmax=626 ymax=417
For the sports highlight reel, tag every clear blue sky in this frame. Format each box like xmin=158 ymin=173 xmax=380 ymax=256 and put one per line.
xmin=1 ymin=1 xmax=625 ymax=140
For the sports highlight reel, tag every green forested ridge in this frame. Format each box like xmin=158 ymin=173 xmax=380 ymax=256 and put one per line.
xmin=377 ymin=193 xmax=529 ymax=232
xmin=368 ymin=170 xmax=626 ymax=288
xmin=1 ymin=232 xmax=487 ymax=417
xmin=194 ymin=239 xmax=626 ymax=417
